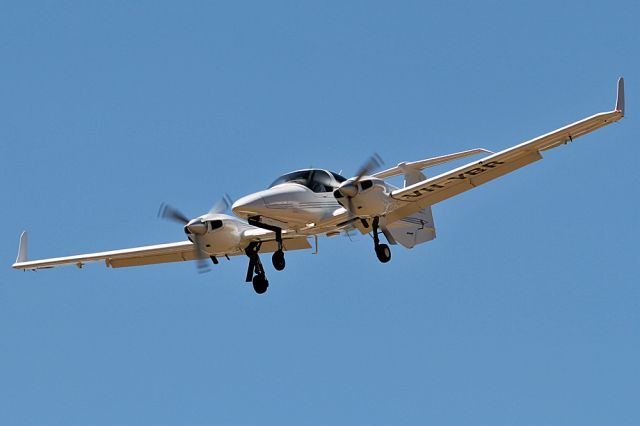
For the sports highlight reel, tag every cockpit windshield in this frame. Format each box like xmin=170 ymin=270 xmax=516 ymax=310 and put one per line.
xmin=269 ymin=169 xmax=347 ymax=193
xmin=329 ymin=171 xmax=347 ymax=184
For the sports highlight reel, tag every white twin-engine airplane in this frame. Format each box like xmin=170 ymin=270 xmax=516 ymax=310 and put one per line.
xmin=13 ymin=78 xmax=625 ymax=294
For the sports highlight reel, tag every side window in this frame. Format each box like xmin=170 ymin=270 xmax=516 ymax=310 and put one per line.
xmin=269 ymin=171 xmax=311 ymax=188
xmin=309 ymin=170 xmax=335 ymax=193
xmin=286 ymin=171 xmax=311 ymax=187
xmin=359 ymin=180 xmax=373 ymax=191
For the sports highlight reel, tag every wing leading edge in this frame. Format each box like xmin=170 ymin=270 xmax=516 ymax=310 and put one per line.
xmin=385 ymin=77 xmax=625 ymax=223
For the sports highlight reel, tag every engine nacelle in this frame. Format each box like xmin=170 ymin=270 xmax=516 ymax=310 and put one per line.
xmin=185 ymin=215 xmax=243 ymax=255
xmin=334 ymin=178 xmax=396 ymax=217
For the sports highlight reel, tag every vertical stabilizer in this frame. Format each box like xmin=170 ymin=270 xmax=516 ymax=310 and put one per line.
xmin=15 ymin=231 xmax=28 ymax=264
xmin=398 ymin=163 xmax=427 ymax=187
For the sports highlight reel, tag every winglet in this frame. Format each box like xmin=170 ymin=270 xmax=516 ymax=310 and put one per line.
xmin=616 ymin=77 xmax=625 ymax=116
xmin=15 ymin=231 xmax=28 ymax=265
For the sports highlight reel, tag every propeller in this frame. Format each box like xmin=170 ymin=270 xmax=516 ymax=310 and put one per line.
xmin=334 ymin=153 xmax=383 ymax=217
xmin=208 ymin=193 xmax=233 ymax=215
xmin=354 ymin=153 xmax=383 ymax=182
xmin=158 ymin=203 xmax=189 ymax=224
xmin=157 ymin=195 xmax=232 ymax=273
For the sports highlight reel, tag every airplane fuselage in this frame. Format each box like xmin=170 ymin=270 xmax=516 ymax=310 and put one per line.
xmin=231 ymin=169 xmax=400 ymax=230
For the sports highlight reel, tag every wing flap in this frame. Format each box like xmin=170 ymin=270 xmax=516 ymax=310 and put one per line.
xmin=257 ymin=237 xmax=312 ymax=253
xmin=241 ymin=228 xmax=313 ymax=252
xmin=108 ymin=249 xmax=199 ymax=268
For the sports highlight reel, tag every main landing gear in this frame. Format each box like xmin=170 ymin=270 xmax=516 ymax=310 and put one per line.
xmin=244 ymin=218 xmax=287 ymax=294
xmin=372 ymin=217 xmax=391 ymax=263
xmin=244 ymin=246 xmax=285 ymax=295
xmin=245 ymin=242 xmax=269 ymax=294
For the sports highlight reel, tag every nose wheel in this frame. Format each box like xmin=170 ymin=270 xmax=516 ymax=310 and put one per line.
xmin=372 ymin=217 xmax=392 ymax=263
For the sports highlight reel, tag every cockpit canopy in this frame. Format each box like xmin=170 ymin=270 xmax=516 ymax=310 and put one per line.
xmin=269 ymin=169 xmax=347 ymax=193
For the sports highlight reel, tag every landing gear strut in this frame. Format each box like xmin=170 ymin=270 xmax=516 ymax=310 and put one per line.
xmin=245 ymin=242 xmax=269 ymax=294
xmin=249 ymin=216 xmax=286 ymax=271
xmin=372 ymin=217 xmax=391 ymax=263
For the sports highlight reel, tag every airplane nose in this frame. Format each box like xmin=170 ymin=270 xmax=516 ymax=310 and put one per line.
xmin=184 ymin=219 xmax=207 ymax=235
xmin=232 ymin=193 xmax=266 ymax=218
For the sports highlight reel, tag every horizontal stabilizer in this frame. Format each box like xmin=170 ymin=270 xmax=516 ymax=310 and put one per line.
xmin=374 ymin=148 xmax=493 ymax=180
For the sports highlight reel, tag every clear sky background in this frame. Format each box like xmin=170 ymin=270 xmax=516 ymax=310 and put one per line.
xmin=1 ymin=1 xmax=638 ymax=425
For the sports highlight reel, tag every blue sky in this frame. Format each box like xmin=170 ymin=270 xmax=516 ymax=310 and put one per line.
xmin=1 ymin=1 xmax=638 ymax=424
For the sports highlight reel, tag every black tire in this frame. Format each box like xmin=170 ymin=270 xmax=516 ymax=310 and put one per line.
xmin=375 ymin=244 xmax=391 ymax=263
xmin=272 ymin=250 xmax=286 ymax=271
xmin=252 ymin=275 xmax=269 ymax=294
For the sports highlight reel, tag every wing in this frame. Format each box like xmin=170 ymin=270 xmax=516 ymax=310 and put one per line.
xmin=12 ymin=231 xmax=200 ymax=270
xmin=12 ymin=230 xmax=311 ymax=271
xmin=385 ymin=77 xmax=625 ymax=223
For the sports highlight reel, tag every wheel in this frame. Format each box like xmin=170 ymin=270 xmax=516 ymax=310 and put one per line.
xmin=375 ymin=244 xmax=391 ymax=263
xmin=252 ymin=274 xmax=269 ymax=294
xmin=272 ymin=250 xmax=286 ymax=271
